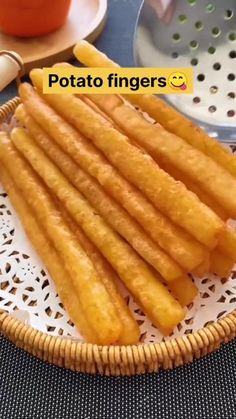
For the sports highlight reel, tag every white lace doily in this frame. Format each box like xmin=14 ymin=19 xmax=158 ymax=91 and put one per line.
xmin=1 ymin=181 xmax=236 ymax=344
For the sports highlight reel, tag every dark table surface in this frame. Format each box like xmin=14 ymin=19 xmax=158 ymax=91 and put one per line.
xmin=0 ymin=1 xmax=236 ymax=418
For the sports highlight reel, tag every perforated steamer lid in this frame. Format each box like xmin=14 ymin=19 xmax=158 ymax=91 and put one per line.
xmin=134 ymin=0 xmax=236 ymax=142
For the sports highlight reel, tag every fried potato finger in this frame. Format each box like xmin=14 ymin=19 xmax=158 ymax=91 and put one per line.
xmin=210 ymin=250 xmax=235 ymax=278
xmin=60 ymin=200 xmax=197 ymax=309
xmin=17 ymin=87 xmax=207 ymax=274
xmin=74 ymin=40 xmax=119 ymax=68
xmin=193 ymin=257 xmax=210 ymax=278
xmin=158 ymin=162 xmax=227 ymax=220
xmin=19 ymin=100 xmax=197 ymax=314
xmin=16 ymin=105 xmax=185 ymax=283
xmin=53 ymin=62 xmax=122 ymax=131
xmin=217 ymin=227 xmax=236 ymax=260
xmin=155 ymin=161 xmax=236 ymax=262
xmin=58 ymin=204 xmax=140 ymax=345
xmin=85 ymin=93 xmax=227 ymax=220
xmin=73 ymin=40 xmax=236 ymax=180
xmin=85 ymin=93 xmax=236 ymax=219
xmin=0 ymin=165 xmax=97 ymax=343
xmin=168 ymin=276 xmax=198 ymax=307
xmin=0 ymin=132 xmax=122 ymax=345
xmin=127 ymin=96 xmax=236 ymax=179
xmin=28 ymin=75 xmax=223 ymax=249
xmin=11 ymin=127 xmax=185 ymax=335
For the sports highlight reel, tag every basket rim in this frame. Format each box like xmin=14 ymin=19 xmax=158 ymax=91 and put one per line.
xmin=0 ymin=96 xmax=236 ymax=376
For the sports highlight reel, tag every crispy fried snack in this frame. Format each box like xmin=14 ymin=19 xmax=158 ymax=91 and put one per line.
xmin=218 ymin=227 xmax=236 ymax=260
xmin=73 ymin=40 xmax=236 ymax=179
xmin=193 ymin=257 xmax=210 ymax=278
xmin=17 ymin=86 xmax=207 ymax=274
xmin=168 ymin=275 xmax=198 ymax=307
xmin=158 ymin=162 xmax=227 ymax=220
xmin=126 ymin=95 xmax=236 ymax=180
xmin=74 ymin=40 xmax=119 ymax=68
xmin=59 ymin=205 xmax=140 ymax=345
xmin=16 ymin=105 xmax=185 ymax=283
xmin=27 ymin=117 xmax=198 ymax=308
xmin=84 ymin=93 xmax=236 ymax=219
xmin=0 ymin=165 xmax=97 ymax=343
xmin=28 ymin=75 xmax=224 ymax=249
xmin=53 ymin=62 xmax=122 ymax=131
xmin=210 ymin=250 xmax=235 ymax=278
xmin=51 ymin=72 xmax=227 ymax=221
xmin=10 ymin=127 xmax=185 ymax=335
xmin=0 ymin=132 xmax=122 ymax=345
xmin=75 ymin=97 xmax=236 ymax=262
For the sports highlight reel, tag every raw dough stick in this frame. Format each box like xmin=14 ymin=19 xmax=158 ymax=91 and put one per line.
xmin=85 ymin=93 xmax=235 ymax=218
xmin=0 ymin=132 xmax=122 ymax=346
xmin=58 ymin=203 xmax=140 ymax=345
xmin=17 ymin=85 xmax=207 ymax=273
xmin=11 ymin=127 xmax=185 ymax=335
xmin=74 ymin=40 xmax=236 ymax=179
xmin=210 ymin=250 xmax=235 ymax=278
xmin=28 ymin=76 xmax=223 ymax=249
xmin=0 ymin=165 xmax=97 ymax=343
xmin=16 ymin=104 xmax=185 ymax=283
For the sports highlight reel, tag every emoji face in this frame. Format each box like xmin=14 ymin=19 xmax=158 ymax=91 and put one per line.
xmin=168 ymin=72 xmax=187 ymax=90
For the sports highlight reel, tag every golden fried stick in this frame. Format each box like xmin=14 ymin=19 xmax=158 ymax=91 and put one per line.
xmin=168 ymin=276 xmax=197 ymax=307
xmin=81 ymin=87 xmax=236 ymax=262
xmin=28 ymin=75 xmax=223 ymax=249
xmin=66 ymin=51 xmax=227 ymax=221
xmin=17 ymin=85 xmax=207 ymax=274
xmin=21 ymin=85 xmax=197 ymax=315
xmin=57 ymin=187 xmax=196 ymax=308
xmin=74 ymin=91 xmax=226 ymax=220
xmin=158 ymin=162 xmax=227 ymax=220
xmin=193 ymin=257 xmax=210 ymax=278
xmin=16 ymin=105 xmax=185 ymax=283
xmin=58 ymin=204 xmax=140 ymax=345
xmin=0 ymin=132 xmax=122 ymax=345
xmin=73 ymin=40 xmax=236 ymax=179
xmin=53 ymin=62 xmax=123 ymax=132
xmin=0 ymin=165 xmax=97 ymax=343
xmin=77 ymin=91 xmax=227 ymax=220
xmin=126 ymin=98 xmax=236 ymax=179
xmin=10 ymin=127 xmax=185 ymax=335
xmin=22 ymin=111 xmax=198 ymax=304
xmin=130 ymin=94 xmax=236 ymax=179
xmin=84 ymin=93 xmax=236 ymax=219
xmin=218 ymin=227 xmax=236 ymax=260
xmin=73 ymin=41 xmax=236 ymax=257
xmin=210 ymin=250 xmax=235 ymax=278
xmin=74 ymin=40 xmax=119 ymax=68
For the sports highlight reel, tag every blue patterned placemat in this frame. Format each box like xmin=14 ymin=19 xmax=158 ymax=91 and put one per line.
xmin=1 ymin=1 xmax=236 ymax=418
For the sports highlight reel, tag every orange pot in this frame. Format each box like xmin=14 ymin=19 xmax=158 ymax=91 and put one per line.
xmin=0 ymin=0 xmax=72 ymax=37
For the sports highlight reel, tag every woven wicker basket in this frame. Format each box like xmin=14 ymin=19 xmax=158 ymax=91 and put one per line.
xmin=0 ymin=97 xmax=236 ymax=376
